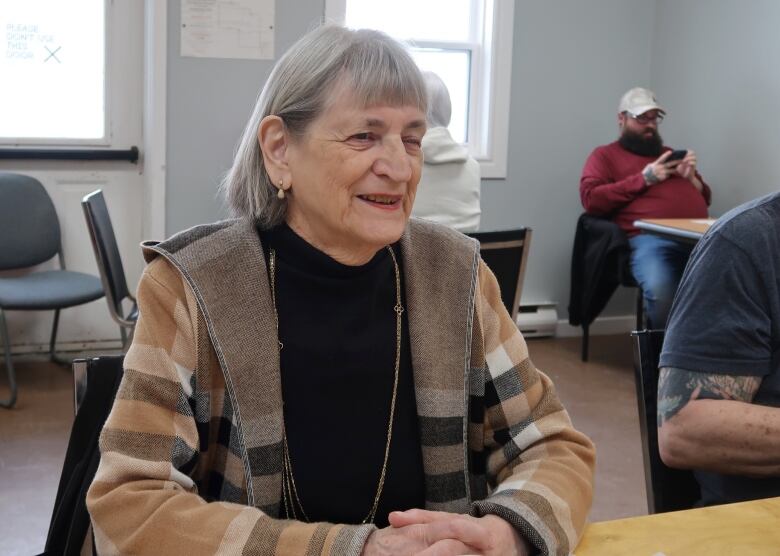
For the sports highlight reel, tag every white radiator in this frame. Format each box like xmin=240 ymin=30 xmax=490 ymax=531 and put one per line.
xmin=516 ymin=303 xmax=558 ymax=338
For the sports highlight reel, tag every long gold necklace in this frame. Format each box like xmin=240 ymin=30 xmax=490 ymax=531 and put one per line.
xmin=269 ymin=245 xmax=403 ymax=524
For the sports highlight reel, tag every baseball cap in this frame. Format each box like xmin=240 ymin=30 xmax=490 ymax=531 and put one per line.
xmin=618 ymin=87 xmax=666 ymax=117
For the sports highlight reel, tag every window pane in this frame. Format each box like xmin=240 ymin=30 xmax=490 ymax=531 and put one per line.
xmin=345 ymin=0 xmax=474 ymax=42
xmin=411 ymin=49 xmax=470 ymax=144
xmin=0 ymin=0 xmax=105 ymax=140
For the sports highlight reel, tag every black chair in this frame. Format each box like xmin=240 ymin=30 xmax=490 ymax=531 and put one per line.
xmin=632 ymin=329 xmax=700 ymax=513
xmin=41 ymin=355 xmax=124 ymax=556
xmin=82 ymin=190 xmax=138 ymax=350
xmin=568 ymin=213 xmax=643 ymax=361
xmin=468 ymin=228 xmax=532 ymax=324
xmin=0 ymin=173 xmax=104 ymax=408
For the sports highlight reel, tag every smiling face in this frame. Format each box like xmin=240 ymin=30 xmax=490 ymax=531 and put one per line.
xmin=282 ymin=83 xmax=426 ymax=265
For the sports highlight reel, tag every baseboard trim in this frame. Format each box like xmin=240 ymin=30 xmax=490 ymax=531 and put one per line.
xmin=0 ymin=338 xmax=123 ymax=357
xmin=5 ymin=318 xmax=634 ymax=353
xmin=556 ymin=315 xmax=636 ymax=338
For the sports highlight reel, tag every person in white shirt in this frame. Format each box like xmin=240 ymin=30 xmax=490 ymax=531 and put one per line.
xmin=412 ymin=71 xmax=481 ymax=232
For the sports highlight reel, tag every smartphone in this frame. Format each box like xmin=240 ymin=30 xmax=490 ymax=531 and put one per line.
xmin=666 ymin=149 xmax=687 ymax=162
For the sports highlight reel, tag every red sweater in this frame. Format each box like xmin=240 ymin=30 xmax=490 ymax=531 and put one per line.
xmin=580 ymin=141 xmax=711 ymax=236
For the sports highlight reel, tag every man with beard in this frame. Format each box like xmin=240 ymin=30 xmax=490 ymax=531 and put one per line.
xmin=580 ymin=87 xmax=711 ymax=328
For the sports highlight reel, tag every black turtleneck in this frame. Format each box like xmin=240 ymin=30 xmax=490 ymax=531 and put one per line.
xmin=260 ymin=224 xmax=425 ymax=527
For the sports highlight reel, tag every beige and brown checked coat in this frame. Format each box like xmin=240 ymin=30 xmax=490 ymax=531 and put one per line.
xmin=87 ymin=218 xmax=595 ymax=556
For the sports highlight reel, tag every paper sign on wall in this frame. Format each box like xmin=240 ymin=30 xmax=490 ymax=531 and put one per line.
xmin=181 ymin=0 xmax=274 ymax=60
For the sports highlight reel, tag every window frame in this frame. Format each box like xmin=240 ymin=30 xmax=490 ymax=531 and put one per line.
xmin=325 ymin=0 xmax=514 ymax=178
xmin=0 ymin=0 xmax=111 ymax=146
xmin=407 ymin=40 xmax=477 ymax=146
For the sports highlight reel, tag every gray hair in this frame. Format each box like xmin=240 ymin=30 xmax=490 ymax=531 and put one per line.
xmin=221 ymin=24 xmax=428 ymax=227
xmin=422 ymin=71 xmax=452 ymax=128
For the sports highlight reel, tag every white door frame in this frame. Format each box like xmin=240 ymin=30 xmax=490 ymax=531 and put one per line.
xmin=143 ymin=0 xmax=166 ymax=241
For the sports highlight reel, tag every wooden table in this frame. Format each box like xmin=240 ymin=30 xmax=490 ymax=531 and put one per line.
xmin=574 ymin=496 xmax=780 ymax=555
xmin=634 ymin=218 xmax=715 ymax=243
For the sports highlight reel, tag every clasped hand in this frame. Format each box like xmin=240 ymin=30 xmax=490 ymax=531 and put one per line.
xmin=360 ymin=509 xmax=530 ymax=556
xmin=647 ymin=150 xmax=698 ymax=183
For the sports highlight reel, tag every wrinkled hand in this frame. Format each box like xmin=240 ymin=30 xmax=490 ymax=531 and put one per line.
xmin=675 ymin=149 xmax=698 ymax=181
xmin=388 ymin=509 xmax=532 ymax=556
xmin=361 ymin=523 xmax=472 ymax=556
xmin=645 ymin=151 xmax=680 ymax=184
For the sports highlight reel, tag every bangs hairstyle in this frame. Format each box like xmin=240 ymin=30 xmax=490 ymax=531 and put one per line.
xmin=221 ymin=24 xmax=427 ymax=228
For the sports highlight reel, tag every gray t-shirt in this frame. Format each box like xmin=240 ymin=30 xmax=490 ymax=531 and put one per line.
xmin=660 ymin=191 xmax=780 ymax=505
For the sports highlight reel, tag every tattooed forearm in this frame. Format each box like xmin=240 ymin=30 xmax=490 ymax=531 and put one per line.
xmin=657 ymin=367 xmax=762 ymax=427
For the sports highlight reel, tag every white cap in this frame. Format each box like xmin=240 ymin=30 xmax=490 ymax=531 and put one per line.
xmin=618 ymin=87 xmax=666 ymax=117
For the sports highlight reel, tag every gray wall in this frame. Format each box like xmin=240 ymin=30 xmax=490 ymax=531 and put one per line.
xmin=165 ymin=0 xmax=780 ymax=320
xmin=166 ymin=0 xmax=324 ymax=234
xmin=165 ymin=0 xmax=655 ymax=318
xmin=481 ymin=0 xmax=655 ymax=313
xmin=651 ymin=0 xmax=780 ymax=216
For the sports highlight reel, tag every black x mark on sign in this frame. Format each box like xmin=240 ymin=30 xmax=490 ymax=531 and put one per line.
xmin=44 ymin=45 xmax=61 ymax=63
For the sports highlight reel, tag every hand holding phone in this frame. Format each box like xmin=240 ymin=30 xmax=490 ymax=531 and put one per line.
xmin=665 ymin=149 xmax=687 ymax=163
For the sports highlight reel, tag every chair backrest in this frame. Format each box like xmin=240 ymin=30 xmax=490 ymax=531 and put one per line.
xmin=0 ymin=172 xmax=61 ymax=270
xmin=44 ymin=355 xmax=124 ymax=556
xmin=82 ymin=190 xmax=131 ymax=314
xmin=468 ymin=228 xmax=532 ymax=323
xmin=632 ymin=329 xmax=700 ymax=513
xmin=569 ymin=214 xmax=635 ymax=327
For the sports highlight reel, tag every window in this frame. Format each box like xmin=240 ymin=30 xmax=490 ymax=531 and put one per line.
xmin=326 ymin=0 xmax=515 ymax=178
xmin=0 ymin=0 xmax=106 ymax=144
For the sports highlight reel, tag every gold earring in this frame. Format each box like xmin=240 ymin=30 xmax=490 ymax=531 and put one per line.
xmin=277 ymin=180 xmax=285 ymax=200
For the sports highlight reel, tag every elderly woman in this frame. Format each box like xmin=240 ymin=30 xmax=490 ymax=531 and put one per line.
xmin=87 ymin=25 xmax=594 ymax=556
xmin=412 ymin=71 xmax=482 ymax=232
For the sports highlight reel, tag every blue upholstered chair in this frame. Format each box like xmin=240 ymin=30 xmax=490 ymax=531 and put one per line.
xmin=0 ymin=173 xmax=104 ymax=408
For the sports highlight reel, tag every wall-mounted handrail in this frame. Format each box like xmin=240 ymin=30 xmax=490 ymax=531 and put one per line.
xmin=0 ymin=146 xmax=139 ymax=163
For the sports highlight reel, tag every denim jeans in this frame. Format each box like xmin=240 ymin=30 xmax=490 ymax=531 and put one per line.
xmin=629 ymin=234 xmax=694 ymax=328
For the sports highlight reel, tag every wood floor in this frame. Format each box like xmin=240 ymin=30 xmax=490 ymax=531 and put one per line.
xmin=0 ymin=334 xmax=645 ymax=555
